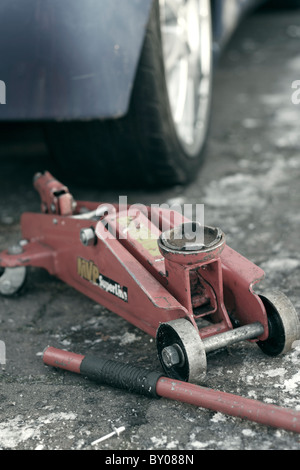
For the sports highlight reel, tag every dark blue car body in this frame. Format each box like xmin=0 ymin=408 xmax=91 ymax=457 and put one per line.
xmin=0 ymin=0 xmax=263 ymax=122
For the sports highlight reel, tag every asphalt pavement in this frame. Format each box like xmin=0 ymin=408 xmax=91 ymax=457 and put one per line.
xmin=0 ymin=6 xmax=300 ymax=452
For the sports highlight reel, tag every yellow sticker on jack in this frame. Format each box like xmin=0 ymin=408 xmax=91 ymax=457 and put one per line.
xmin=118 ymin=216 xmax=161 ymax=258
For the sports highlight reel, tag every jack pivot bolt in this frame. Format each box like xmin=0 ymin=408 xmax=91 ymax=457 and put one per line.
xmin=80 ymin=228 xmax=96 ymax=247
xmin=161 ymin=345 xmax=182 ymax=368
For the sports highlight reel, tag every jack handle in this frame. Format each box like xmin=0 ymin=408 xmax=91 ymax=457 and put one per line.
xmin=43 ymin=347 xmax=300 ymax=434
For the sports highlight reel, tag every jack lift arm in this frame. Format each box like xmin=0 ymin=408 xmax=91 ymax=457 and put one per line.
xmin=0 ymin=172 xmax=300 ymax=432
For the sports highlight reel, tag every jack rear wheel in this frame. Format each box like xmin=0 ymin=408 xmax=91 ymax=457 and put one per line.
xmin=257 ymin=290 xmax=300 ymax=357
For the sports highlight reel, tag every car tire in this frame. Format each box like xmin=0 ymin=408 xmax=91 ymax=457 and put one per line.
xmin=44 ymin=0 xmax=213 ymax=188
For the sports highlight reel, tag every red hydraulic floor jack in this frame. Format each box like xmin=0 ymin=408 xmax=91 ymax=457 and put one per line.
xmin=0 ymin=171 xmax=299 ymax=385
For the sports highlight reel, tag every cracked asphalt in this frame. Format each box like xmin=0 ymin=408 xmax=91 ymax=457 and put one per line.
xmin=0 ymin=6 xmax=300 ymax=451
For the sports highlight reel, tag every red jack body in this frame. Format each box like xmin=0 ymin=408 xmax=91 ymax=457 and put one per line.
xmin=0 ymin=172 xmax=299 ymax=383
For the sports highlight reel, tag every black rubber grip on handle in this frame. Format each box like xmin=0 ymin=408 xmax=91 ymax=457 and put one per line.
xmin=80 ymin=356 xmax=163 ymax=398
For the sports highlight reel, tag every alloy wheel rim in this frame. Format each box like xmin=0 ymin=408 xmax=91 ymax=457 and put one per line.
xmin=159 ymin=0 xmax=212 ymax=156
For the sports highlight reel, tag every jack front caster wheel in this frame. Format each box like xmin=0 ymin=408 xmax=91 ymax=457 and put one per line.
xmin=156 ymin=318 xmax=207 ymax=383
xmin=0 ymin=267 xmax=27 ymax=297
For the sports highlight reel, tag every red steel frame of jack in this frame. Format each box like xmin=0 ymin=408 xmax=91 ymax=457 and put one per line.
xmin=0 ymin=171 xmax=299 ymax=388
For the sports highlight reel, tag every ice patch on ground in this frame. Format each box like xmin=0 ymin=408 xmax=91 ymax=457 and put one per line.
xmin=288 ymin=54 xmax=300 ymax=71
xmin=264 ymin=368 xmax=286 ymax=379
xmin=283 ymin=371 xmax=300 ymax=393
xmin=110 ymin=332 xmax=141 ymax=345
xmin=260 ymin=258 xmax=300 ymax=273
xmin=290 ymin=341 xmax=300 ymax=360
xmin=211 ymin=413 xmax=227 ymax=423
xmin=0 ymin=416 xmax=36 ymax=449
xmin=260 ymin=94 xmax=286 ymax=106
xmin=203 ymin=174 xmax=260 ymax=208
xmin=0 ymin=412 xmax=77 ymax=449
xmin=188 ymin=440 xmax=210 ymax=449
xmin=120 ymin=332 xmax=141 ymax=345
xmin=150 ymin=435 xmax=167 ymax=448
xmin=166 ymin=440 xmax=179 ymax=449
xmin=203 ymin=158 xmax=291 ymax=210
xmin=242 ymin=429 xmax=256 ymax=437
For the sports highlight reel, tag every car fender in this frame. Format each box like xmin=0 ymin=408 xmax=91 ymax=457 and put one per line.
xmin=0 ymin=0 xmax=153 ymax=120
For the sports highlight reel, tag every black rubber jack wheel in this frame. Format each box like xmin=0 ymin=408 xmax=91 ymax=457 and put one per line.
xmin=257 ymin=291 xmax=300 ymax=357
xmin=44 ymin=0 xmax=213 ymax=189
